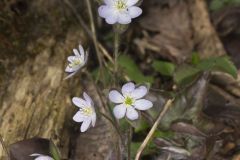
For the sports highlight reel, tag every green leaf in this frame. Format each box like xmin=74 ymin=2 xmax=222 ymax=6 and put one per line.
xmin=50 ymin=140 xmax=61 ymax=160
xmin=210 ymin=0 xmax=240 ymax=11
xmin=174 ymin=56 xmax=238 ymax=85
xmin=131 ymin=142 xmax=156 ymax=159
xmin=152 ymin=60 xmax=175 ymax=76
xmin=128 ymin=118 xmax=150 ymax=133
xmin=174 ymin=65 xmax=200 ymax=85
xmin=191 ymin=52 xmax=200 ymax=65
xmin=118 ymin=55 xmax=154 ymax=83
xmin=153 ymin=130 xmax=174 ymax=139
xmin=212 ymin=57 xmax=238 ymax=79
xmin=210 ymin=0 xmax=225 ymax=11
xmin=196 ymin=56 xmax=238 ymax=79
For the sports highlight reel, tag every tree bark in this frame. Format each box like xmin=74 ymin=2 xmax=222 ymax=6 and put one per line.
xmin=0 ymin=0 xmax=87 ymax=159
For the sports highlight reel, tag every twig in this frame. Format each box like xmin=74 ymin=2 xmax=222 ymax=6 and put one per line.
xmin=134 ymin=99 xmax=174 ymax=160
xmin=85 ymin=0 xmax=103 ymax=71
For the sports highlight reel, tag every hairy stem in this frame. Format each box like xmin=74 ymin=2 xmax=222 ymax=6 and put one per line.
xmin=135 ymin=99 xmax=174 ymax=160
xmin=127 ymin=125 xmax=132 ymax=160
xmin=113 ymin=28 xmax=120 ymax=86
xmin=85 ymin=0 xmax=103 ymax=72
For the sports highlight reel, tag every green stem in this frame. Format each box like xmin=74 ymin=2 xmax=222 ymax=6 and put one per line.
xmin=127 ymin=125 xmax=132 ymax=160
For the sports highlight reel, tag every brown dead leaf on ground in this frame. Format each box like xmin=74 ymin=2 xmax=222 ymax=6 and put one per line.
xmin=139 ymin=1 xmax=193 ymax=63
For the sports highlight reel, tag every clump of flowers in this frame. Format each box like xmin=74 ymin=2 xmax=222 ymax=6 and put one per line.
xmin=30 ymin=153 xmax=53 ymax=160
xmin=65 ymin=44 xmax=88 ymax=79
xmin=108 ymin=82 xmax=153 ymax=120
xmin=72 ymin=92 xmax=96 ymax=132
xmin=98 ymin=0 xmax=142 ymax=24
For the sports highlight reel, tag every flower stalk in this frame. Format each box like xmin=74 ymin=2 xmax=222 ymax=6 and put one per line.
xmin=85 ymin=0 xmax=103 ymax=76
xmin=114 ymin=27 xmax=120 ymax=86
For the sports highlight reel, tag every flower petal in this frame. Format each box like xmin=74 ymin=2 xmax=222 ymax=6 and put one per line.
xmin=67 ymin=56 xmax=75 ymax=63
xmin=134 ymin=99 xmax=153 ymax=110
xmin=79 ymin=45 xmax=85 ymax=60
xmin=72 ymin=97 xmax=87 ymax=108
xmin=83 ymin=92 xmax=93 ymax=106
xmin=37 ymin=156 xmax=53 ymax=160
xmin=81 ymin=118 xmax=91 ymax=132
xmin=126 ymin=107 xmax=139 ymax=120
xmin=106 ymin=14 xmax=118 ymax=24
xmin=30 ymin=154 xmax=42 ymax=157
xmin=73 ymin=111 xmax=85 ymax=122
xmin=98 ymin=5 xmax=114 ymax=18
xmin=122 ymin=82 xmax=135 ymax=95
xmin=73 ymin=48 xmax=80 ymax=56
xmin=117 ymin=13 xmax=131 ymax=24
xmin=104 ymin=0 xmax=114 ymax=5
xmin=126 ymin=0 xmax=139 ymax=6
xmin=30 ymin=154 xmax=53 ymax=160
xmin=128 ymin=6 xmax=142 ymax=18
xmin=109 ymin=90 xmax=124 ymax=103
xmin=113 ymin=104 xmax=127 ymax=119
xmin=65 ymin=66 xmax=74 ymax=73
xmin=131 ymin=85 xmax=148 ymax=99
xmin=91 ymin=113 xmax=97 ymax=127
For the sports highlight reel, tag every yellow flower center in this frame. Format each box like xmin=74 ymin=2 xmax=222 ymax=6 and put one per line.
xmin=69 ymin=59 xmax=81 ymax=68
xmin=124 ymin=96 xmax=134 ymax=106
xmin=115 ymin=0 xmax=127 ymax=10
xmin=81 ymin=107 xmax=93 ymax=116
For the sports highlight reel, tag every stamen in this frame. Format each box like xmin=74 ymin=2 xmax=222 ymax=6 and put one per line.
xmin=70 ymin=58 xmax=81 ymax=68
xmin=80 ymin=107 xmax=93 ymax=116
xmin=124 ymin=96 xmax=134 ymax=106
xmin=115 ymin=0 xmax=127 ymax=10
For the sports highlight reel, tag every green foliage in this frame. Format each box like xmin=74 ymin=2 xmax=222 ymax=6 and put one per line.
xmin=174 ymin=56 xmax=237 ymax=85
xmin=191 ymin=52 xmax=200 ymax=65
xmin=197 ymin=56 xmax=238 ymax=78
xmin=128 ymin=118 xmax=150 ymax=133
xmin=131 ymin=142 xmax=156 ymax=159
xmin=153 ymin=130 xmax=175 ymax=139
xmin=210 ymin=0 xmax=240 ymax=11
xmin=152 ymin=60 xmax=176 ymax=76
xmin=50 ymin=140 xmax=61 ymax=160
xmin=174 ymin=65 xmax=200 ymax=85
xmin=118 ymin=55 xmax=154 ymax=83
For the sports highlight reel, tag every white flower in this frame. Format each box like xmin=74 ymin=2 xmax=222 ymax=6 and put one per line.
xmin=65 ymin=44 xmax=88 ymax=79
xmin=30 ymin=153 xmax=53 ymax=160
xmin=98 ymin=0 xmax=142 ymax=24
xmin=109 ymin=82 xmax=153 ymax=120
xmin=72 ymin=92 xmax=97 ymax=132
